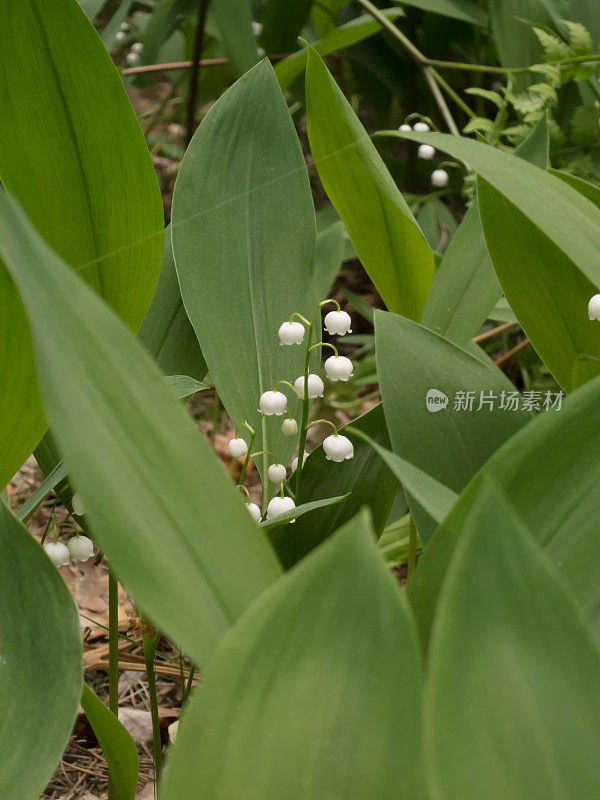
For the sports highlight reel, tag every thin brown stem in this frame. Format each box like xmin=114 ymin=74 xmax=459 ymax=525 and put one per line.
xmin=473 ymin=321 xmax=519 ymax=343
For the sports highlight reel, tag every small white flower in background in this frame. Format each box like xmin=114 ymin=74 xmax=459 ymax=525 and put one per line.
xmin=418 ymin=144 xmax=435 ymax=160
xmin=228 ymin=438 xmax=248 ymax=458
xmin=294 ymin=374 xmax=324 ymax=399
xmin=252 ymin=20 xmax=263 ymax=36
xmin=324 ymin=310 xmax=352 ymax=336
xmin=324 ymin=355 xmax=354 ymax=382
xmin=323 ymin=434 xmax=354 ymax=462
xmin=246 ymin=503 xmax=261 ymax=523
xmin=125 ymin=51 xmax=139 ymax=65
xmin=72 ymin=492 xmax=85 ymax=516
xmin=67 ymin=535 xmax=95 ymax=562
xmin=266 ymin=496 xmax=296 ymax=522
xmin=268 ymin=463 xmax=287 ymax=484
xmin=398 ymin=124 xmax=412 ymax=132
xmin=131 ymin=42 xmax=143 ymax=53
xmin=278 ymin=321 xmax=304 ymax=346
xmin=413 ymin=121 xmax=430 ymax=132
xmin=282 ymin=418 xmax=298 ymax=436
xmin=290 ymin=452 xmax=307 ymax=473
xmin=259 ymin=390 xmax=287 ymax=415
xmin=431 ymin=169 xmax=449 ymax=188
xmin=115 ymin=30 xmax=126 ymax=43
xmin=44 ymin=542 xmax=70 ymax=568
xmin=257 ymin=47 xmax=266 ymax=58
xmin=120 ymin=21 xmax=129 ymax=30
xmin=168 ymin=720 xmax=179 ymax=744
xmin=588 ymin=294 xmax=600 ymax=320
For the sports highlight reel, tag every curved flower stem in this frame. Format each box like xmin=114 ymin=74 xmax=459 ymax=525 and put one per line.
xmin=274 ymin=379 xmax=303 ymax=398
xmin=250 ymin=449 xmax=276 ymax=461
xmin=319 ymin=297 xmax=341 ymax=311
xmin=289 ymin=312 xmax=311 ymax=326
xmin=307 ymin=418 xmax=339 ymax=436
xmin=237 ymin=484 xmax=251 ymax=503
xmin=234 ymin=420 xmax=254 ymax=437
xmin=309 ymin=341 xmax=339 ymax=358
xmin=40 ymin=501 xmax=59 ymax=545
xmin=238 ymin=414 xmax=263 ymax=485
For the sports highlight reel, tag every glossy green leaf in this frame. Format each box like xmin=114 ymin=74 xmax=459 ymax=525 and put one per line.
xmin=270 ymin=404 xmax=398 ymax=568
xmin=0 ymin=502 xmax=82 ymax=800
xmin=80 ymin=684 xmax=138 ymax=800
xmin=376 ymin=310 xmax=529 ymax=543
xmin=306 ymin=48 xmax=434 ymax=320
xmin=314 ymin=208 xmax=346 ymax=298
xmin=260 ymin=494 xmax=349 ymax=531
xmin=0 ymin=192 xmax=282 ymax=668
xmin=392 ymin=0 xmax=488 ymax=25
xmin=393 ymin=131 xmax=600 ymax=390
xmin=138 ymin=229 xmax=207 ymax=382
xmin=514 ymin=113 xmax=550 ymax=169
xmin=211 ymin=0 xmax=258 ymax=75
xmin=260 ymin=0 xmax=312 ymax=54
xmin=347 ymin=426 xmax=458 ymax=524
xmin=422 ymin=201 xmax=501 ymax=346
xmin=426 ymin=479 xmax=600 ymax=800
xmin=172 ymin=60 xmax=318 ymax=477
xmin=551 ymin=168 xmax=600 ymax=206
xmin=409 ymin=375 xmax=600 ymax=650
xmin=274 ymin=9 xmax=403 ymax=90
xmin=165 ymin=374 xmax=208 ymax=399
xmin=489 ymin=0 xmax=554 ymax=69
xmin=161 ymin=510 xmax=428 ymax=800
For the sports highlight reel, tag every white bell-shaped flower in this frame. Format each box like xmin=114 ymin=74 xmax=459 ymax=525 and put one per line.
xmin=228 ymin=438 xmax=248 ymax=458
xmin=278 ymin=321 xmax=305 ymax=346
xmin=324 ymin=355 xmax=354 ymax=382
xmin=323 ymin=434 xmax=354 ymax=462
xmin=294 ymin=374 xmax=324 ymax=399
xmin=431 ymin=169 xmax=449 ymax=188
xmin=44 ymin=541 xmax=70 ymax=568
xmin=290 ymin=452 xmax=308 ymax=473
xmin=266 ymin=496 xmax=296 ymax=523
xmin=125 ymin=51 xmax=139 ymax=65
xmin=115 ymin=30 xmax=126 ymax=43
xmin=131 ymin=42 xmax=143 ymax=53
xmin=71 ymin=492 xmax=85 ymax=516
xmin=588 ymin=294 xmax=600 ymax=320
xmin=398 ymin=124 xmax=412 ymax=132
xmin=259 ymin=391 xmax=287 ymax=415
xmin=413 ymin=121 xmax=430 ymax=132
xmin=252 ymin=20 xmax=263 ymax=36
xmin=418 ymin=144 xmax=435 ymax=160
xmin=324 ymin=310 xmax=352 ymax=336
xmin=67 ymin=535 xmax=95 ymax=562
xmin=282 ymin=418 xmax=298 ymax=436
xmin=268 ymin=463 xmax=287 ymax=484
xmin=246 ymin=503 xmax=261 ymax=522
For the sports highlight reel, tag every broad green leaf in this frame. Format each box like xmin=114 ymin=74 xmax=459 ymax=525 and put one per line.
xmin=409 ymin=375 xmax=600 ymax=650
xmin=211 ymin=0 xmax=258 ymax=75
xmin=80 ymin=684 xmax=139 ymax=800
xmin=165 ymin=374 xmax=208 ymax=399
xmin=392 ymin=0 xmax=488 ymax=26
xmin=274 ymin=9 xmax=404 ymax=90
xmin=422 ymin=201 xmax=501 ymax=346
xmin=0 ymin=503 xmax=82 ymax=800
xmin=312 ymin=0 xmax=346 ymax=36
xmin=572 ymin=354 xmax=600 ymax=388
xmin=136 ymin=0 xmax=195 ymax=82
xmin=0 ymin=192 xmax=282 ymax=668
xmin=315 ymin=207 xmax=346 ymax=298
xmin=393 ymin=131 xmax=600 ymax=390
xmin=172 ymin=60 xmax=318 ymax=477
xmin=260 ymin=0 xmax=312 ymax=54
xmin=0 ymin=0 xmax=163 ymax=331
xmin=306 ymin=48 xmax=434 ymax=320
xmin=346 ymin=426 xmax=458 ymax=524
xmin=77 ymin=0 xmax=106 ymax=18
xmin=376 ymin=310 xmax=529 ymax=543
xmin=0 ymin=267 xmax=45 ymax=490
xmin=260 ymin=494 xmax=349 ymax=531
xmin=270 ymin=405 xmax=398 ymax=568
xmin=161 ymin=510 xmax=428 ymax=800
xmin=138 ymin=229 xmax=207 ymax=382
xmin=489 ymin=0 xmax=556 ymax=70
xmin=426 ymin=479 xmax=600 ymax=800
xmin=415 ymin=196 xmax=458 ymax=253
xmin=514 ymin=113 xmax=550 ymax=169
xmin=551 ymin=168 xmax=600 ymax=206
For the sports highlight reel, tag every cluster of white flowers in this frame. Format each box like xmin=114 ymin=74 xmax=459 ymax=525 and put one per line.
xmin=44 ymin=535 xmax=94 ymax=567
xmin=398 ymin=119 xmax=449 ymax=189
xmin=233 ymin=306 xmax=356 ymax=524
xmin=125 ymin=41 xmax=143 ymax=65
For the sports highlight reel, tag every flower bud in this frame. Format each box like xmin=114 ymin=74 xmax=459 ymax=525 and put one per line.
xmin=259 ymin=391 xmax=287 ymax=415
xmin=115 ymin=30 xmax=126 ymax=43
xmin=131 ymin=42 xmax=143 ymax=53
xmin=44 ymin=542 xmax=70 ymax=568
xmin=413 ymin=121 xmax=430 ymax=132
xmin=266 ymin=496 xmax=296 ymax=523
xmin=294 ymin=374 xmax=324 ymax=399
xmin=125 ymin=51 xmax=139 ymax=65
xmin=67 ymin=535 xmax=94 ymax=562
xmin=418 ymin=144 xmax=435 ymax=160
xmin=588 ymin=294 xmax=600 ymax=320
xmin=398 ymin=124 xmax=412 ymax=132
xmin=290 ymin=452 xmax=308 ymax=473
xmin=268 ymin=463 xmax=287 ymax=484
xmin=246 ymin=503 xmax=261 ymax=522
xmin=71 ymin=492 xmax=85 ymax=516
xmin=252 ymin=20 xmax=263 ymax=35
xmin=228 ymin=438 xmax=248 ymax=458
xmin=324 ymin=310 xmax=352 ymax=336
xmin=323 ymin=434 xmax=354 ymax=463
xmin=324 ymin=355 xmax=354 ymax=382
xmin=431 ymin=169 xmax=449 ymax=188
xmin=282 ymin=418 xmax=298 ymax=436
xmin=278 ymin=320 xmax=305 ymax=346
